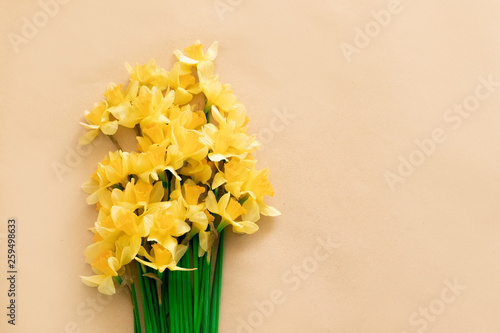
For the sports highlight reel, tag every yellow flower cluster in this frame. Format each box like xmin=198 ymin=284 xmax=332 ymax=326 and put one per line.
xmin=80 ymin=41 xmax=280 ymax=295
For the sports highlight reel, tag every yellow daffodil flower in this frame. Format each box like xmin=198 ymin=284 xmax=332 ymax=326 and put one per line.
xmin=115 ymin=234 xmax=141 ymax=267
xmin=145 ymin=201 xmax=190 ymax=254
xmin=82 ymin=151 xmax=130 ymax=206
xmin=169 ymin=126 xmax=209 ymax=179
xmin=197 ymin=211 xmax=215 ymax=255
xmin=81 ymin=173 xmax=108 ymax=206
xmin=199 ymin=106 xmax=260 ymax=162
xmin=110 ymin=86 xmax=174 ymax=129
xmin=212 ymin=158 xmax=255 ymax=198
xmin=102 ymin=151 xmax=130 ymax=184
xmin=110 ymin=206 xmax=151 ymax=237
xmin=174 ymin=40 xmax=218 ymax=67
xmin=197 ymin=61 xmax=237 ymax=112
xmin=81 ymin=250 xmax=121 ymax=295
xmin=164 ymin=62 xmax=200 ymax=105
xmin=125 ymin=59 xmax=169 ymax=90
xmin=240 ymin=167 xmax=280 ymax=220
xmin=170 ymin=180 xmax=209 ymax=236
xmin=129 ymin=144 xmax=182 ymax=183
xmin=83 ymin=237 xmax=115 ymax=265
xmin=205 ymin=191 xmax=258 ymax=234
xmin=79 ymin=101 xmax=118 ymax=145
xmin=180 ymin=158 xmax=213 ymax=185
xmin=137 ymin=121 xmax=172 ymax=152
xmin=93 ymin=210 xmax=122 ymax=241
xmin=103 ymin=80 xmax=139 ymax=107
xmin=135 ymin=243 xmax=188 ymax=273
xmin=167 ymin=104 xmax=207 ymax=130
xmin=111 ymin=179 xmax=167 ymax=213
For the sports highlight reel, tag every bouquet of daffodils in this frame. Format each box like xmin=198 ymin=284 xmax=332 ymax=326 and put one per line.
xmin=79 ymin=41 xmax=280 ymax=333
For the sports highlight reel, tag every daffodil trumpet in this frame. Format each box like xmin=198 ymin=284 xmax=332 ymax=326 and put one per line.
xmin=80 ymin=41 xmax=280 ymax=333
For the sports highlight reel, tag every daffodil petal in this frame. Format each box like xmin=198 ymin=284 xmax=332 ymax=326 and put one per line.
xmin=81 ymin=275 xmax=106 ymax=287
xmin=212 ymin=173 xmax=227 ymax=189
xmin=79 ymin=129 xmax=99 ymax=145
xmin=101 ymin=121 xmax=119 ymax=135
xmin=205 ymin=191 xmax=219 ymax=214
xmin=242 ymin=199 xmax=260 ymax=223
xmin=232 ymin=221 xmax=259 ymax=234
xmin=205 ymin=41 xmax=218 ymax=61
xmin=258 ymin=202 xmax=281 ymax=216
xmin=208 ymin=153 xmax=227 ymax=162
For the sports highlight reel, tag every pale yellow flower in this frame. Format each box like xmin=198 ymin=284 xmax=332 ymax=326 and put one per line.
xmin=81 ymin=174 xmax=109 ymax=206
xmin=240 ymin=167 xmax=280 ymax=221
xmin=199 ymin=106 xmax=260 ymax=162
xmin=129 ymin=144 xmax=182 ymax=183
xmin=111 ymin=179 xmax=167 ymax=213
xmin=137 ymin=121 xmax=172 ymax=151
xmin=103 ymin=80 xmax=139 ymax=107
xmin=82 ymin=151 xmax=130 ymax=205
xmin=110 ymin=206 xmax=151 ymax=237
xmin=164 ymin=62 xmax=199 ymax=105
xmin=197 ymin=61 xmax=237 ymax=112
xmin=242 ymin=167 xmax=274 ymax=199
xmin=136 ymin=243 xmax=188 ymax=273
xmin=205 ymin=191 xmax=258 ymax=234
xmin=110 ymin=86 xmax=174 ymax=129
xmin=169 ymin=126 xmax=209 ymax=172
xmin=125 ymin=59 xmax=169 ymax=90
xmin=212 ymin=158 xmax=255 ymax=198
xmin=79 ymin=101 xmax=118 ymax=145
xmin=225 ymin=103 xmax=249 ymax=130
xmin=174 ymin=41 xmax=218 ymax=66
xmin=89 ymin=206 xmax=151 ymax=271
xmin=145 ymin=201 xmax=190 ymax=254
xmin=101 ymin=151 xmax=130 ymax=185
xmin=180 ymin=158 xmax=213 ymax=185
xmin=168 ymin=104 xmax=207 ymax=130
xmin=170 ymin=180 xmax=209 ymax=235
xmin=93 ymin=211 xmax=122 ymax=240
xmin=83 ymin=237 xmax=115 ymax=265
xmin=171 ymin=180 xmax=214 ymax=254
xmin=81 ymin=250 xmax=120 ymax=295
xmin=115 ymin=234 xmax=142 ymax=267
xmin=197 ymin=211 xmax=215 ymax=255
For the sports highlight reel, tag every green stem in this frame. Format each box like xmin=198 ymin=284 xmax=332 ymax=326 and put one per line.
xmin=107 ymin=134 xmax=122 ymax=151
xmin=157 ymin=272 xmax=167 ymax=333
xmin=195 ymin=250 xmax=205 ymax=333
xmin=210 ymin=230 xmax=225 ymax=333
xmin=202 ymin=252 xmax=211 ymax=333
xmin=149 ymin=268 xmax=161 ymax=332
xmin=130 ymin=280 xmax=142 ymax=333
xmin=168 ymin=271 xmax=179 ymax=333
xmin=204 ymin=101 xmax=211 ymax=122
xmin=142 ymin=265 xmax=159 ymax=333
xmin=115 ymin=275 xmax=141 ymax=333
xmin=158 ymin=170 xmax=169 ymax=190
xmin=180 ymin=266 xmax=187 ymax=333
xmin=175 ymin=270 xmax=186 ymax=333
xmin=183 ymin=251 xmax=194 ymax=333
xmin=174 ymin=273 xmax=182 ymax=333
xmin=193 ymin=237 xmax=199 ymax=332
xmin=136 ymin=262 xmax=152 ymax=333
xmin=161 ymin=272 xmax=169 ymax=333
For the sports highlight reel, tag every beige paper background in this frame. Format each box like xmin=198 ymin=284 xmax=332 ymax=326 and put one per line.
xmin=2 ymin=0 xmax=500 ymax=332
